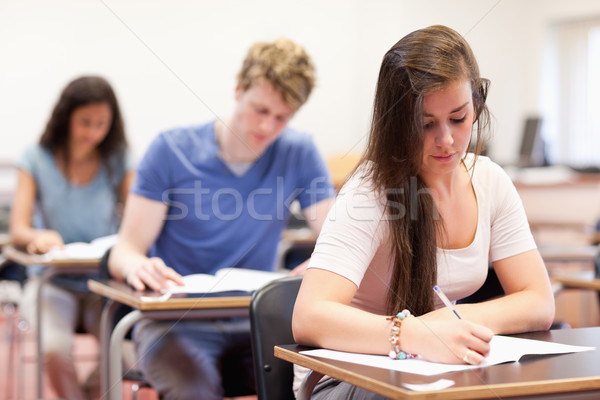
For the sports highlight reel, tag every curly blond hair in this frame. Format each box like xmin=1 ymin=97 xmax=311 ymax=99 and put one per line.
xmin=237 ymin=38 xmax=315 ymax=111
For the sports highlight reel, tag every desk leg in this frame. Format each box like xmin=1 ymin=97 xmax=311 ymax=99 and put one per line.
xmin=35 ymin=266 xmax=98 ymax=399
xmin=109 ymin=310 xmax=143 ymax=400
xmin=35 ymin=268 xmax=57 ymax=399
xmin=35 ymin=273 xmax=43 ymax=399
xmin=100 ymin=299 xmax=119 ymax=399
xmin=297 ymin=370 xmax=324 ymax=400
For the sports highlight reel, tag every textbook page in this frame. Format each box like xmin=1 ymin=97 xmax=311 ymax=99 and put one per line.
xmin=171 ymin=268 xmax=287 ymax=294
xmin=300 ymin=335 xmax=595 ymax=376
xmin=43 ymin=234 xmax=118 ymax=261
xmin=141 ymin=268 xmax=287 ymax=301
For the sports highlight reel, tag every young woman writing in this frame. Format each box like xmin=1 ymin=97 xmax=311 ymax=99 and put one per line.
xmin=292 ymin=25 xmax=555 ymax=399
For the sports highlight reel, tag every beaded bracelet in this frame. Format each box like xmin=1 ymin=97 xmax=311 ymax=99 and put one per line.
xmin=387 ymin=309 xmax=417 ymax=360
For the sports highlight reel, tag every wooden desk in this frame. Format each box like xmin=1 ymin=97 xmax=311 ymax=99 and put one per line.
xmin=553 ymin=270 xmax=600 ymax=291
xmin=277 ymin=327 xmax=600 ymax=400
xmin=2 ymin=244 xmax=100 ymax=267
xmin=88 ymin=279 xmax=252 ymax=400
xmin=514 ymin=171 xmax=600 ymax=241
xmin=514 ymin=172 xmax=600 ymax=326
xmin=0 ymin=233 xmax=10 ymax=247
xmin=3 ymin=245 xmax=100 ymax=398
xmin=0 ymin=234 xmax=10 ymax=267
xmin=539 ymin=244 xmax=598 ymax=264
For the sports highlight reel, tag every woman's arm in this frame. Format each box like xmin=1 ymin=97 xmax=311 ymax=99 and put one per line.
xmin=108 ymin=193 xmax=183 ymax=292
xmin=448 ymin=160 xmax=555 ymax=333
xmin=453 ymin=249 xmax=555 ymax=334
xmin=292 ymin=267 xmax=390 ymax=353
xmin=9 ymin=169 xmax=63 ymax=253
xmin=293 ymin=267 xmax=494 ymax=364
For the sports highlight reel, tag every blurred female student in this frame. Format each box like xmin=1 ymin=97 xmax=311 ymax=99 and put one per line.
xmin=292 ymin=25 xmax=555 ymax=399
xmin=10 ymin=75 xmax=135 ymax=399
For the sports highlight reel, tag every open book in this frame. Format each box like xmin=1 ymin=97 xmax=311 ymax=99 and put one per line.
xmin=43 ymin=234 xmax=118 ymax=261
xmin=141 ymin=267 xmax=288 ymax=301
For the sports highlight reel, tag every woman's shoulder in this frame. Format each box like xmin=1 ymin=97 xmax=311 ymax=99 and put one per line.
xmin=18 ymin=144 xmax=54 ymax=171
xmin=339 ymin=161 xmax=371 ymax=191
xmin=22 ymin=143 xmax=50 ymax=158
xmin=469 ymin=154 xmax=515 ymax=196
xmin=469 ymin=154 xmax=509 ymax=179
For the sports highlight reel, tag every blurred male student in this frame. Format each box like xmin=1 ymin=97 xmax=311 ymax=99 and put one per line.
xmin=109 ymin=38 xmax=334 ymax=399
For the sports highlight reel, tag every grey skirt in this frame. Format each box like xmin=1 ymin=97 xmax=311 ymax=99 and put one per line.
xmin=311 ymin=378 xmax=392 ymax=400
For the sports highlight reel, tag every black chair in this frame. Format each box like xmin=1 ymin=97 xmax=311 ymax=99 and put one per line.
xmin=457 ymin=266 xmax=504 ymax=304
xmin=249 ymin=275 xmax=302 ymax=400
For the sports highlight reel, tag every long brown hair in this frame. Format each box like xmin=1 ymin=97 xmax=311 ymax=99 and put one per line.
xmin=40 ymin=75 xmax=128 ymax=179
xmin=361 ymin=25 xmax=490 ymax=315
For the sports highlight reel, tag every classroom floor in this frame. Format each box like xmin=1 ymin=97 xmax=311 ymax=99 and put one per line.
xmin=0 ymin=280 xmax=257 ymax=400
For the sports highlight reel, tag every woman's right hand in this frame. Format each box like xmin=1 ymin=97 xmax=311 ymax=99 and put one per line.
xmin=26 ymin=230 xmax=64 ymax=254
xmin=401 ymin=316 xmax=494 ymax=365
xmin=124 ymin=256 xmax=184 ymax=293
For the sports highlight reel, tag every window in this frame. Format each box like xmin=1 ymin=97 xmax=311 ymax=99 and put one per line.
xmin=541 ymin=18 xmax=600 ymax=168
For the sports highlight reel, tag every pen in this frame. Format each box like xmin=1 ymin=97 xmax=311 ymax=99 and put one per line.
xmin=433 ymin=285 xmax=462 ymax=319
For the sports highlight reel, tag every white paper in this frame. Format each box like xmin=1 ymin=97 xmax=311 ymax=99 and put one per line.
xmin=301 ymin=335 xmax=595 ymax=376
xmin=403 ymin=379 xmax=455 ymax=391
xmin=140 ymin=268 xmax=287 ymax=301
xmin=43 ymin=234 xmax=118 ymax=261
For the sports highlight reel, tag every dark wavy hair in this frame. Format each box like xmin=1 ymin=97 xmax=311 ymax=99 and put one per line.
xmin=40 ymin=75 xmax=127 ymax=178
xmin=361 ymin=25 xmax=491 ymax=316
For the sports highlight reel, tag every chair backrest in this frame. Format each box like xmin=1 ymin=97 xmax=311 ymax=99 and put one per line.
xmin=250 ymin=275 xmax=302 ymax=400
xmin=457 ymin=265 xmax=504 ymax=304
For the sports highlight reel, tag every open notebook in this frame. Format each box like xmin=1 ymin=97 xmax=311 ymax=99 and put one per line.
xmin=41 ymin=234 xmax=118 ymax=261
xmin=141 ymin=267 xmax=288 ymax=301
xmin=301 ymin=335 xmax=595 ymax=376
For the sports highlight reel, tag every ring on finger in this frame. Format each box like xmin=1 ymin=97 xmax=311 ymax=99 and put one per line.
xmin=463 ymin=349 xmax=472 ymax=364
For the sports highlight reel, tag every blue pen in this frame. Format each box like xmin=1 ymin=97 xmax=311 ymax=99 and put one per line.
xmin=433 ymin=285 xmax=462 ymax=319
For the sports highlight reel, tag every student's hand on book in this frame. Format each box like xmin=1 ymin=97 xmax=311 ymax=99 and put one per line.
xmin=126 ymin=256 xmax=184 ymax=293
xmin=27 ymin=230 xmax=64 ymax=254
xmin=400 ymin=316 xmax=493 ymax=365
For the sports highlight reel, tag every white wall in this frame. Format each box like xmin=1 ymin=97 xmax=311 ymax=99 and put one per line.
xmin=1 ymin=0 xmax=600 ymax=171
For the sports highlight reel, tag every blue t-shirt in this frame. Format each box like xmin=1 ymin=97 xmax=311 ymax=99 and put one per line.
xmin=133 ymin=121 xmax=334 ymax=276
xmin=18 ymin=144 xmax=133 ymax=290
xmin=18 ymin=144 xmax=133 ymax=244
